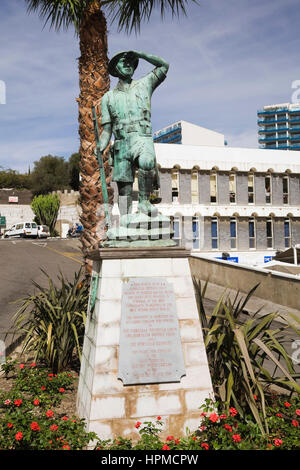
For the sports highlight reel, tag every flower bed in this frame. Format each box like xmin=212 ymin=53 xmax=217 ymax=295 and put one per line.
xmin=0 ymin=360 xmax=299 ymax=450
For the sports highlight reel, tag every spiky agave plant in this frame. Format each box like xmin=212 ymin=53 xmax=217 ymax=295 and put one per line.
xmin=193 ymin=278 xmax=300 ymax=435
xmin=10 ymin=268 xmax=89 ymax=373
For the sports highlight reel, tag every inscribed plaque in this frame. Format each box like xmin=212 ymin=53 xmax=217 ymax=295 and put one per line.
xmin=118 ymin=277 xmax=186 ymax=385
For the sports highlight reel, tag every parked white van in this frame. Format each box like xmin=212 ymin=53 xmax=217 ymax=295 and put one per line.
xmin=4 ymin=222 xmax=38 ymax=238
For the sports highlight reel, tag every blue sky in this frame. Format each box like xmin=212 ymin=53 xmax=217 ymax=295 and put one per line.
xmin=1 ymin=0 xmax=300 ymax=172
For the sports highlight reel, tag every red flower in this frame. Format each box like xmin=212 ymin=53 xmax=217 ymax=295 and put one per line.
xmin=61 ymin=416 xmax=68 ymax=421
xmin=59 ymin=388 xmax=65 ymax=393
xmin=192 ymin=436 xmax=197 ymax=441
xmin=201 ymin=443 xmax=209 ymax=450
xmin=253 ymin=395 xmax=258 ymax=400
xmin=229 ymin=407 xmax=238 ymax=417
xmin=31 ymin=422 xmax=40 ymax=431
xmin=46 ymin=410 xmax=54 ymax=418
xmin=296 ymin=409 xmax=300 ymax=416
xmin=292 ymin=420 xmax=299 ymax=427
xmin=48 ymin=373 xmax=53 ymax=377
xmin=174 ymin=439 xmax=180 ymax=445
xmin=232 ymin=434 xmax=241 ymax=442
xmin=50 ymin=424 xmax=59 ymax=432
xmin=15 ymin=432 xmax=23 ymax=441
xmin=135 ymin=421 xmax=142 ymax=429
xmin=200 ymin=412 xmax=207 ymax=417
xmin=41 ymin=386 xmax=46 ymax=391
xmin=14 ymin=399 xmax=22 ymax=407
xmin=284 ymin=402 xmax=291 ymax=408
xmin=19 ymin=364 xmax=24 ymax=370
xmin=162 ymin=444 xmax=170 ymax=450
xmin=7 ymin=422 xmax=13 ymax=428
xmin=33 ymin=399 xmax=40 ymax=406
xmin=166 ymin=436 xmax=174 ymax=442
xmin=157 ymin=416 xmax=162 ymax=420
xmin=62 ymin=445 xmax=70 ymax=450
xmin=220 ymin=414 xmax=227 ymax=419
xmin=224 ymin=424 xmax=233 ymax=432
xmin=276 ymin=413 xmax=283 ymax=418
xmin=30 ymin=363 xmax=36 ymax=368
xmin=274 ymin=439 xmax=283 ymax=447
xmin=209 ymin=413 xmax=219 ymax=423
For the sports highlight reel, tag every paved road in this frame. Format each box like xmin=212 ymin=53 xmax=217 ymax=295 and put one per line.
xmin=0 ymin=238 xmax=83 ymax=351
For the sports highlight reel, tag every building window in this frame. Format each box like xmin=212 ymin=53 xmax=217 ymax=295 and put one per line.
xmin=230 ymin=217 xmax=237 ymax=249
xmin=191 ymin=170 xmax=199 ymax=204
xmin=283 ymin=175 xmax=289 ymax=205
xmin=211 ymin=217 xmax=218 ymax=249
xmin=210 ymin=173 xmax=217 ymax=203
xmin=284 ymin=218 xmax=291 ymax=248
xmin=265 ymin=175 xmax=271 ymax=204
xmin=249 ymin=218 xmax=256 ymax=249
xmin=229 ymin=173 xmax=236 ymax=204
xmin=171 ymin=169 xmax=179 ymax=202
xmin=172 ymin=216 xmax=181 ymax=244
xmin=192 ymin=216 xmax=199 ymax=249
xmin=266 ymin=218 xmax=273 ymax=248
xmin=248 ymin=174 xmax=254 ymax=204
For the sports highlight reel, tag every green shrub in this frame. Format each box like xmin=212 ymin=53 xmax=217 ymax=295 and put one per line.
xmin=9 ymin=268 xmax=89 ymax=373
xmin=0 ymin=362 xmax=96 ymax=450
xmin=31 ymin=193 xmax=60 ymax=236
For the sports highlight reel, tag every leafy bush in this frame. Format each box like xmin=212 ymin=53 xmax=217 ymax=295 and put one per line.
xmin=0 ymin=362 xmax=96 ymax=450
xmin=31 ymin=193 xmax=60 ymax=236
xmin=9 ymin=269 xmax=89 ymax=373
xmin=193 ymin=279 xmax=300 ymax=434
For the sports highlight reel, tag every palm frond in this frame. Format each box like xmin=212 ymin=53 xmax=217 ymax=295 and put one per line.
xmin=25 ymin=0 xmax=91 ymax=32
xmin=103 ymin=0 xmax=199 ymax=33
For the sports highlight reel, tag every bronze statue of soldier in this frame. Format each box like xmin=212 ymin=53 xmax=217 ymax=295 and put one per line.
xmin=98 ymin=50 xmax=169 ymax=218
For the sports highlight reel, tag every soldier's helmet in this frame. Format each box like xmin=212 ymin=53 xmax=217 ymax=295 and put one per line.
xmin=108 ymin=51 xmax=139 ymax=78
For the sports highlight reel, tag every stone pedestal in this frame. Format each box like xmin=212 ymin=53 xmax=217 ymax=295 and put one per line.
xmin=76 ymin=247 xmax=214 ymax=444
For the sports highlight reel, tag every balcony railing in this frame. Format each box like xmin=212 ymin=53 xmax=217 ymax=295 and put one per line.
xmin=257 ymin=118 xmax=287 ymax=125
xmin=257 ymin=107 xmax=288 ymax=115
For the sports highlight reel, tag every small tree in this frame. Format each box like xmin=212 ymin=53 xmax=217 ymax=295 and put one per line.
xmin=31 ymin=193 xmax=60 ymax=236
xmin=30 ymin=155 xmax=70 ymax=195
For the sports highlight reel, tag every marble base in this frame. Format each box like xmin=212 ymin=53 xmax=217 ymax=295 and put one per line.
xmin=76 ymin=251 xmax=214 ymax=445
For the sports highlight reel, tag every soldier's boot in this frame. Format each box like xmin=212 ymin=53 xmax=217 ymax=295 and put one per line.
xmin=118 ymin=195 xmax=132 ymax=218
xmin=137 ymin=168 xmax=158 ymax=217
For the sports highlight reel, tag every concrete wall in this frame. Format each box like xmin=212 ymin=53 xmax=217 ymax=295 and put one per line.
xmin=189 ymin=255 xmax=300 ymax=313
xmin=179 ymin=171 xmax=191 ymax=205
xmin=198 ymin=172 xmax=210 ymax=205
xmin=217 ymin=173 xmax=229 ymax=205
xmin=236 ymin=173 xmax=248 ymax=205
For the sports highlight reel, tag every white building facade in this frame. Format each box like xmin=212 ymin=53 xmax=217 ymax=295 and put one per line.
xmin=111 ymin=143 xmax=300 ymax=265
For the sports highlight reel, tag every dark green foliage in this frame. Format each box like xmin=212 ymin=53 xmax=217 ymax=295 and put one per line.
xmin=31 ymin=193 xmax=60 ymax=235
xmin=68 ymin=152 xmax=80 ymax=190
xmin=30 ymin=155 xmax=70 ymax=195
xmin=10 ymin=269 xmax=89 ymax=373
xmin=0 ymin=169 xmax=31 ymax=189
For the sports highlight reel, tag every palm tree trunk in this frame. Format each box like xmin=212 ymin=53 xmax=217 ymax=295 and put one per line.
xmin=77 ymin=2 xmax=113 ymax=275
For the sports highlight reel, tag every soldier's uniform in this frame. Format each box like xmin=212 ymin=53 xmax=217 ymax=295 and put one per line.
xmin=100 ymin=67 xmax=166 ymax=186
